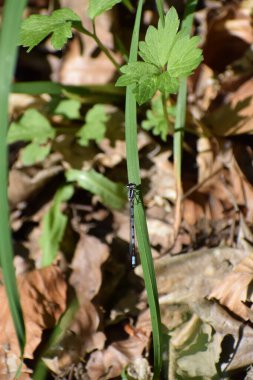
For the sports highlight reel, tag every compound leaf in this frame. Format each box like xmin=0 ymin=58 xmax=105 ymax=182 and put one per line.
xmin=139 ymin=7 xmax=180 ymax=67
xmin=54 ymin=99 xmax=81 ymax=119
xmin=7 ymin=108 xmax=55 ymax=144
xmin=142 ymin=95 xmax=175 ymax=141
xmin=19 ymin=8 xmax=81 ymax=52
xmin=21 ymin=142 xmax=51 ymax=166
xmin=116 ymin=7 xmax=203 ymax=105
xmin=76 ymin=104 xmax=108 ymax=146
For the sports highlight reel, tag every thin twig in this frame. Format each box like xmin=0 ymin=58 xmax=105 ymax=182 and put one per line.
xmin=182 ymin=167 xmax=223 ymax=200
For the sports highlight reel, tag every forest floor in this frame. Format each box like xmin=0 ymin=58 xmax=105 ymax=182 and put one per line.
xmin=2 ymin=0 xmax=253 ymax=379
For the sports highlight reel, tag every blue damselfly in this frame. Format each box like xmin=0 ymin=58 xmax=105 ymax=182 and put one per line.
xmin=127 ymin=183 xmax=137 ymax=268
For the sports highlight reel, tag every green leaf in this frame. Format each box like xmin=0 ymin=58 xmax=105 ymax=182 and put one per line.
xmin=167 ymin=35 xmax=202 ymax=78
xmin=21 ymin=142 xmax=51 ymax=166
xmin=157 ymin=71 xmax=179 ymax=95
xmin=19 ymin=8 xmax=81 ymax=52
xmin=54 ymin=99 xmax=81 ymax=119
xmin=66 ymin=169 xmax=126 ymax=209
xmin=142 ymin=95 xmax=175 ymax=141
xmin=40 ymin=185 xmax=74 ymax=267
xmin=76 ymin=104 xmax=108 ymax=146
xmin=7 ymin=108 xmax=55 ymax=144
xmin=88 ymin=0 xmax=122 ymax=19
xmin=134 ymin=75 xmax=158 ymax=105
xmin=116 ymin=61 xmax=159 ymax=87
xmin=138 ymin=7 xmax=180 ymax=67
xmin=116 ymin=7 xmax=203 ymax=105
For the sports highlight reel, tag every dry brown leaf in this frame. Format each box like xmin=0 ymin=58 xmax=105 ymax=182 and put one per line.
xmin=182 ymin=198 xmax=206 ymax=225
xmin=136 ymin=247 xmax=248 ymax=306
xmin=8 ymin=166 xmax=63 ymax=207
xmin=202 ymin=4 xmax=251 ymax=72
xmin=69 ymin=234 xmax=109 ymax=301
xmin=43 ymin=300 xmax=106 ymax=375
xmin=0 ymin=265 xmax=67 ymax=375
xmin=193 ymin=299 xmax=253 ymax=372
xmin=114 ymin=210 xmax=174 ymax=254
xmin=56 ymin=0 xmax=121 ymax=85
xmin=206 ymin=79 xmax=253 ymax=136
xmin=208 ymin=254 xmax=253 ymax=321
xmin=43 ymin=234 xmax=109 ymax=374
xmin=86 ymin=310 xmax=151 ymax=380
xmin=188 ymin=64 xmax=218 ymax=118
xmin=145 ymin=151 xmax=176 ymax=205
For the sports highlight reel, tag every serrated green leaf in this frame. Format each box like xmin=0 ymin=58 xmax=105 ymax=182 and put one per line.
xmin=19 ymin=8 xmax=81 ymax=52
xmin=139 ymin=7 xmax=180 ymax=67
xmin=66 ymin=169 xmax=126 ymax=209
xmin=157 ymin=71 xmax=179 ymax=95
xmin=134 ymin=75 xmax=158 ymax=105
xmin=7 ymin=108 xmax=55 ymax=144
xmin=116 ymin=7 xmax=202 ymax=105
xmin=76 ymin=104 xmax=108 ymax=146
xmin=167 ymin=35 xmax=202 ymax=78
xmin=40 ymin=185 xmax=74 ymax=267
xmin=142 ymin=95 xmax=174 ymax=141
xmin=54 ymin=99 xmax=81 ymax=119
xmin=88 ymin=0 xmax=122 ymax=19
xmin=116 ymin=61 xmax=159 ymax=87
xmin=21 ymin=142 xmax=51 ymax=166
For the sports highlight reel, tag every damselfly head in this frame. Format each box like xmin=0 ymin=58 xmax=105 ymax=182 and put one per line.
xmin=126 ymin=182 xmax=136 ymax=189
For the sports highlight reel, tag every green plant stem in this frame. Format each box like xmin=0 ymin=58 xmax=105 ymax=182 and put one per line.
xmin=161 ymin=93 xmax=172 ymax=133
xmin=0 ymin=0 xmax=27 ymax=353
xmin=74 ymin=20 xmax=121 ymax=71
xmin=125 ymin=1 xmax=162 ymax=378
xmin=123 ymin=0 xmax=134 ymax=12
xmin=156 ymin=0 xmax=165 ymax=24
xmin=173 ymin=0 xmax=198 ymax=234
xmin=92 ymin=21 xmax=121 ymax=71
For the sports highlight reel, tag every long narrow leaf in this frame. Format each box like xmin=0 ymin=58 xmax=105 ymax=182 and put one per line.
xmin=0 ymin=0 xmax=27 ymax=353
xmin=40 ymin=185 xmax=74 ymax=267
xmin=125 ymin=1 xmax=162 ymax=378
xmin=66 ymin=169 xmax=126 ymax=209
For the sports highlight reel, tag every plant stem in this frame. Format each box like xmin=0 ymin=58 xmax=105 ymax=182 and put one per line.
xmin=92 ymin=21 xmax=121 ymax=71
xmin=173 ymin=0 xmax=198 ymax=236
xmin=156 ymin=0 xmax=165 ymax=24
xmin=161 ymin=93 xmax=172 ymax=133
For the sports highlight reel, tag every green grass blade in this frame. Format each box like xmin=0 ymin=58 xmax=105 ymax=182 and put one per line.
xmin=11 ymin=81 xmax=124 ymax=95
xmin=125 ymin=1 xmax=162 ymax=378
xmin=0 ymin=0 xmax=27 ymax=353
xmin=66 ymin=169 xmax=127 ymax=209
